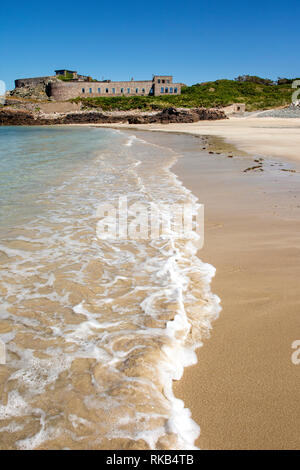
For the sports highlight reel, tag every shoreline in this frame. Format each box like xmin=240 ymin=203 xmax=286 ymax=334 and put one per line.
xmin=119 ymin=129 xmax=300 ymax=449
xmin=1 ymin=123 xmax=300 ymax=449
xmin=91 ymin=116 xmax=300 ymax=164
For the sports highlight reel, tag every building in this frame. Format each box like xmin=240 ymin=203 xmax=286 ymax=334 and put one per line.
xmin=49 ymin=74 xmax=182 ymax=100
xmin=55 ymin=69 xmax=78 ymax=79
xmin=222 ymin=103 xmax=246 ymax=115
xmin=14 ymin=70 xmax=182 ymax=101
xmin=54 ymin=70 xmax=90 ymax=81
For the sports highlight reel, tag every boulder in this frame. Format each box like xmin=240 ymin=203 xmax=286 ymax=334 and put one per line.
xmin=128 ymin=107 xmax=227 ymax=124
xmin=0 ymin=106 xmax=227 ymax=126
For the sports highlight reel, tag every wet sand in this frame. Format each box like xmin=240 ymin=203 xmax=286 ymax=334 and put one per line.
xmin=97 ymin=117 xmax=300 ymax=163
xmin=0 ymin=127 xmax=218 ymax=450
xmin=173 ymin=138 xmax=300 ymax=449
xmin=125 ymin=130 xmax=300 ymax=449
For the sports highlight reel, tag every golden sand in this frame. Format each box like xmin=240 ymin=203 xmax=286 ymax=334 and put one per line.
xmin=170 ymin=132 xmax=300 ymax=449
xmin=116 ymin=128 xmax=300 ymax=449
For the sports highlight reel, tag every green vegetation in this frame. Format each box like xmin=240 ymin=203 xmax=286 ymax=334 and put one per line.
xmin=57 ymin=72 xmax=75 ymax=82
xmin=58 ymin=73 xmax=98 ymax=82
xmin=70 ymin=77 xmax=299 ymax=112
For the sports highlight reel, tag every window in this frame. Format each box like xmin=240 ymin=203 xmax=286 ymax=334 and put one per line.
xmin=106 ymin=88 xmax=109 ymax=93
xmin=170 ymin=87 xmax=173 ymax=93
xmin=162 ymin=79 xmax=165 ymax=84
xmin=142 ymin=88 xmax=145 ymax=93
xmin=127 ymin=88 xmax=130 ymax=94
xmin=112 ymin=88 xmax=115 ymax=94
xmin=174 ymin=88 xmax=178 ymax=94
xmin=82 ymin=88 xmax=85 ymax=93
xmin=161 ymin=87 xmax=164 ymax=93
xmin=165 ymin=87 xmax=168 ymax=93
xmin=89 ymin=88 xmax=92 ymax=94
xmin=121 ymin=88 xmax=124 ymax=93
xmin=167 ymin=80 xmax=170 ymax=84
xmin=98 ymin=88 xmax=101 ymax=93
xmin=158 ymin=79 xmax=161 ymax=83
xmin=136 ymin=88 xmax=139 ymax=93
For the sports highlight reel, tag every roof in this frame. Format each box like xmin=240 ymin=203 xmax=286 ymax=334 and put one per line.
xmin=55 ymin=69 xmax=77 ymax=73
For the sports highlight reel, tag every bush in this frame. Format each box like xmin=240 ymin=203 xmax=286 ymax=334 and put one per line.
xmin=70 ymin=78 xmax=297 ymax=112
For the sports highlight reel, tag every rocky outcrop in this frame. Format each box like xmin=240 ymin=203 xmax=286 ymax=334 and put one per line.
xmin=0 ymin=106 xmax=227 ymax=126
xmin=128 ymin=107 xmax=227 ymax=124
xmin=61 ymin=112 xmax=129 ymax=124
xmin=10 ymin=77 xmax=59 ymax=101
xmin=0 ymin=107 xmax=44 ymax=126
xmin=10 ymin=85 xmax=48 ymax=100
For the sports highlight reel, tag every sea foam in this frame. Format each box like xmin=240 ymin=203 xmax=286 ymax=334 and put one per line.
xmin=0 ymin=127 xmax=220 ymax=450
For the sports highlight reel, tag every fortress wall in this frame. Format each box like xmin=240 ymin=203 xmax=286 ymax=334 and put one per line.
xmin=154 ymin=83 xmax=182 ymax=96
xmin=14 ymin=73 xmax=182 ymax=100
xmin=49 ymin=81 xmax=154 ymax=100
xmin=49 ymin=79 xmax=182 ymax=101
xmin=15 ymin=76 xmax=54 ymax=88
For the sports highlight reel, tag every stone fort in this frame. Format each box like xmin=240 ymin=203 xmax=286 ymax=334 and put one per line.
xmin=15 ymin=69 xmax=183 ymax=101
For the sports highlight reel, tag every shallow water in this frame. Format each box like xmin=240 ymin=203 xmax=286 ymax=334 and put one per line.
xmin=0 ymin=126 xmax=220 ymax=449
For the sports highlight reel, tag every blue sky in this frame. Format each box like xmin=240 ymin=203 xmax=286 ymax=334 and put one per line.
xmin=1 ymin=0 xmax=299 ymax=90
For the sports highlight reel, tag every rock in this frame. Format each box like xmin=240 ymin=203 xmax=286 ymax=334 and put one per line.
xmin=127 ymin=116 xmax=146 ymax=124
xmin=257 ymin=103 xmax=300 ymax=118
xmin=243 ymin=165 xmax=263 ymax=173
xmin=0 ymin=106 xmax=227 ymax=126
xmin=9 ymin=78 xmax=59 ymax=101
xmin=0 ymin=108 xmax=41 ymax=125
xmin=128 ymin=107 xmax=227 ymax=124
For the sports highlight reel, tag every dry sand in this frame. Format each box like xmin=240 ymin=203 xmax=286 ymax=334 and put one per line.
xmin=173 ymin=145 xmax=300 ymax=450
xmin=123 ymin=128 xmax=300 ymax=450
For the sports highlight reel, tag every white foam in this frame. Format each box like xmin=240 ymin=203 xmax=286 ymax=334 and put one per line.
xmin=125 ymin=135 xmax=137 ymax=147
xmin=0 ymin=127 xmax=221 ymax=450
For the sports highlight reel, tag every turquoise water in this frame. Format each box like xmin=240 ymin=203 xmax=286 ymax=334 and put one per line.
xmin=0 ymin=126 xmax=118 ymax=229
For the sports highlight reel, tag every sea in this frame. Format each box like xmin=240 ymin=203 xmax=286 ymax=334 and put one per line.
xmin=0 ymin=126 xmax=220 ymax=450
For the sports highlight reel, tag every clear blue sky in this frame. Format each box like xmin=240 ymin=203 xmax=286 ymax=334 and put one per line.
xmin=1 ymin=0 xmax=299 ymax=90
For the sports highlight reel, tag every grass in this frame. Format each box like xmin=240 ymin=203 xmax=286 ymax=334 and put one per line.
xmin=57 ymin=72 xmax=76 ymax=82
xmin=69 ymin=78 xmax=299 ymax=112
xmin=58 ymin=73 xmax=98 ymax=82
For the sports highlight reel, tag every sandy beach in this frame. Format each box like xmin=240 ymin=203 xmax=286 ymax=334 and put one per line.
xmin=1 ymin=119 xmax=299 ymax=449
xmin=2 ymin=0 xmax=300 ymax=452
xmin=117 ymin=125 xmax=300 ymax=450
xmin=98 ymin=116 xmax=300 ymax=163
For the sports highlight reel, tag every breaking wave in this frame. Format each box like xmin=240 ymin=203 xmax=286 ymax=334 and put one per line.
xmin=0 ymin=127 xmax=220 ymax=450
